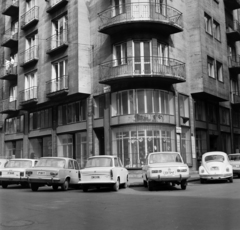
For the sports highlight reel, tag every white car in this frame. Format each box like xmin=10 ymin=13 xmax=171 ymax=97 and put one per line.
xmin=0 ymin=159 xmax=9 ymax=169
xmin=79 ymin=155 xmax=129 ymax=192
xmin=142 ymin=152 xmax=190 ymax=191
xmin=0 ymin=159 xmax=38 ymax=188
xmin=228 ymin=153 xmax=240 ymax=178
xmin=199 ymin=151 xmax=233 ymax=183
xmin=26 ymin=157 xmax=80 ymax=191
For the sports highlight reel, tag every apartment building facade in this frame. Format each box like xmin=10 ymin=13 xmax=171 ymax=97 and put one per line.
xmin=0 ymin=0 xmax=239 ymax=171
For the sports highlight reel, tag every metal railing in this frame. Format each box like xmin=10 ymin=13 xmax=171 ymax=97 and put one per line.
xmin=0 ymin=98 xmax=17 ymax=112
xmin=20 ymin=46 xmax=38 ymax=66
xmin=227 ymin=20 xmax=240 ymax=34
xmin=2 ymin=0 xmax=19 ymax=12
xmin=1 ymin=62 xmax=18 ymax=77
xmin=2 ymin=27 xmax=18 ymax=44
xmin=46 ymin=29 xmax=68 ymax=52
xmin=46 ymin=75 xmax=68 ymax=94
xmin=19 ymin=86 xmax=38 ymax=103
xmin=98 ymin=3 xmax=183 ymax=31
xmin=228 ymin=55 xmax=240 ymax=68
xmin=21 ymin=6 xmax=39 ymax=28
xmin=49 ymin=0 xmax=66 ymax=8
xmin=100 ymin=56 xmax=186 ymax=82
xmin=231 ymin=91 xmax=240 ymax=104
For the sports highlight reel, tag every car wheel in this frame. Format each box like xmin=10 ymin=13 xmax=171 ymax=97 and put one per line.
xmin=148 ymin=181 xmax=153 ymax=191
xmin=181 ymin=180 xmax=187 ymax=190
xmin=113 ymin=178 xmax=120 ymax=191
xmin=61 ymin=179 xmax=69 ymax=191
xmin=238 ymin=174 xmax=240 ymax=178
xmin=123 ymin=176 xmax=128 ymax=189
xmin=52 ymin=185 xmax=58 ymax=191
xmin=228 ymin=177 xmax=233 ymax=183
xmin=31 ymin=183 xmax=39 ymax=191
xmin=200 ymin=178 xmax=205 ymax=184
xmin=2 ymin=182 xmax=8 ymax=189
xmin=143 ymin=180 xmax=148 ymax=188
xmin=21 ymin=182 xmax=29 ymax=188
xmin=83 ymin=186 xmax=88 ymax=192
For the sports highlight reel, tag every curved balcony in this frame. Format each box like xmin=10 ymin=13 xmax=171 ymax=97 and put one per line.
xmin=1 ymin=28 xmax=18 ymax=48
xmin=98 ymin=3 xmax=183 ymax=35
xmin=99 ymin=57 xmax=186 ymax=86
xmin=0 ymin=63 xmax=18 ymax=81
xmin=19 ymin=86 xmax=38 ymax=106
xmin=0 ymin=99 xmax=17 ymax=114
xmin=46 ymin=75 xmax=69 ymax=98
xmin=21 ymin=6 xmax=39 ymax=30
xmin=2 ymin=0 xmax=19 ymax=17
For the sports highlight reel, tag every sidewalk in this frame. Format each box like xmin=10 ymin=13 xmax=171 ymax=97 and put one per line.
xmin=128 ymin=171 xmax=200 ymax=187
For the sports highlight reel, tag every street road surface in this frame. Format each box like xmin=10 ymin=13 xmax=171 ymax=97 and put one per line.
xmin=1 ymin=179 xmax=240 ymax=230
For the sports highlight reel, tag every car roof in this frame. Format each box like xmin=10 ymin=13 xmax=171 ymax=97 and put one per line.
xmin=148 ymin=151 xmax=180 ymax=155
xmin=39 ymin=157 xmax=74 ymax=160
xmin=229 ymin=153 xmax=240 ymax=156
xmin=202 ymin=151 xmax=227 ymax=156
xmin=8 ymin=158 xmax=37 ymax=161
xmin=88 ymin=155 xmax=116 ymax=158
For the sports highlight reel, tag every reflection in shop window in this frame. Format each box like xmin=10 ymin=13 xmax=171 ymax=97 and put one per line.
xmin=5 ymin=116 xmax=24 ymax=134
xmin=58 ymin=134 xmax=73 ymax=158
xmin=75 ymin=132 xmax=87 ymax=168
xmin=94 ymin=95 xmax=105 ymax=118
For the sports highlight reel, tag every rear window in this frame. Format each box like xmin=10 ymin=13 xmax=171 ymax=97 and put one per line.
xmin=149 ymin=153 xmax=182 ymax=164
xmin=85 ymin=157 xmax=113 ymax=168
xmin=205 ymin=155 xmax=224 ymax=162
xmin=6 ymin=160 xmax=32 ymax=168
xmin=36 ymin=158 xmax=66 ymax=168
xmin=229 ymin=155 xmax=240 ymax=161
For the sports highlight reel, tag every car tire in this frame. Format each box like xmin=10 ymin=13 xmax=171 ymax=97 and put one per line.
xmin=123 ymin=176 xmax=128 ymax=189
xmin=148 ymin=181 xmax=153 ymax=191
xmin=83 ymin=186 xmax=88 ymax=192
xmin=61 ymin=179 xmax=69 ymax=191
xmin=181 ymin=180 xmax=187 ymax=190
xmin=2 ymin=182 xmax=8 ymax=189
xmin=52 ymin=185 xmax=58 ymax=191
xmin=31 ymin=183 xmax=39 ymax=191
xmin=238 ymin=174 xmax=240 ymax=178
xmin=21 ymin=182 xmax=29 ymax=188
xmin=113 ymin=178 xmax=120 ymax=191
xmin=200 ymin=178 xmax=205 ymax=184
xmin=228 ymin=177 xmax=233 ymax=183
xmin=143 ymin=180 xmax=147 ymax=188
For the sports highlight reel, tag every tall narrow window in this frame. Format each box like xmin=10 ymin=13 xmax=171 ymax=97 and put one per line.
xmin=216 ymin=61 xmax=223 ymax=82
xmin=155 ymin=0 xmax=166 ymax=16
xmin=204 ymin=13 xmax=212 ymax=35
xmin=25 ymin=33 xmax=38 ymax=62
xmin=207 ymin=56 xmax=215 ymax=78
xmin=111 ymin=0 xmax=126 ymax=17
xmin=213 ymin=20 xmax=221 ymax=41
xmin=52 ymin=59 xmax=68 ymax=92
xmin=158 ymin=42 xmax=169 ymax=65
xmin=113 ymin=42 xmax=127 ymax=66
xmin=9 ymin=85 xmax=17 ymax=102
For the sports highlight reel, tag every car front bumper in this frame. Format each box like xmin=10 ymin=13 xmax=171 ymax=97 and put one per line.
xmin=78 ymin=180 xmax=116 ymax=185
xmin=148 ymin=174 xmax=189 ymax=182
xmin=200 ymin=173 xmax=232 ymax=180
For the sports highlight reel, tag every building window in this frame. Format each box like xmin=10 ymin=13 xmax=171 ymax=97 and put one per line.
xmin=195 ymin=100 xmax=206 ymax=121
xmin=156 ymin=0 xmax=167 ymax=16
xmin=207 ymin=56 xmax=215 ymax=78
xmin=158 ymin=42 xmax=169 ymax=64
xmin=58 ymin=134 xmax=73 ymax=158
xmin=113 ymin=42 xmax=127 ymax=66
xmin=220 ymin=107 xmax=230 ymax=125
xmin=5 ymin=116 xmax=24 ymax=134
xmin=213 ymin=20 xmax=221 ymax=41
xmin=111 ymin=0 xmax=126 ymax=17
xmin=216 ymin=61 xmax=223 ymax=82
xmin=25 ymin=33 xmax=38 ymax=62
xmin=179 ymin=94 xmax=189 ymax=125
xmin=181 ymin=128 xmax=192 ymax=165
xmin=207 ymin=103 xmax=217 ymax=124
xmin=29 ymin=136 xmax=52 ymax=159
xmin=94 ymin=95 xmax=105 ymax=118
xmin=196 ymin=130 xmax=207 ymax=161
xmin=204 ymin=13 xmax=212 ymax=35
xmin=5 ymin=140 xmax=23 ymax=159
xmin=9 ymin=85 xmax=17 ymax=102
xmin=58 ymin=100 xmax=87 ymax=125
xmin=233 ymin=110 xmax=240 ymax=128
xmin=29 ymin=108 xmax=52 ymax=131
xmin=24 ymin=71 xmax=37 ymax=101
xmin=75 ymin=132 xmax=87 ymax=168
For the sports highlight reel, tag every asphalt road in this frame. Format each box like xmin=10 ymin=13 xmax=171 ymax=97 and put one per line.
xmin=0 ymin=179 xmax=240 ymax=230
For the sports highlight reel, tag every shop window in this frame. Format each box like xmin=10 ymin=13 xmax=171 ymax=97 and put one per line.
xmin=195 ymin=100 xmax=206 ymax=121
xmin=5 ymin=116 xmax=24 ymax=134
xmin=5 ymin=140 xmax=23 ymax=159
xmin=29 ymin=108 xmax=52 ymax=131
xmin=75 ymin=132 xmax=87 ymax=168
xmin=196 ymin=130 xmax=207 ymax=162
xmin=207 ymin=56 xmax=215 ymax=78
xmin=179 ymin=94 xmax=189 ymax=125
xmin=94 ymin=95 xmax=105 ymax=118
xmin=220 ymin=107 xmax=230 ymax=125
xmin=221 ymin=132 xmax=231 ymax=154
xmin=233 ymin=110 xmax=240 ymax=128
xmin=207 ymin=103 xmax=217 ymax=124
xmin=181 ymin=128 xmax=192 ymax=165
xmin=204 ymin=13 xmax=212 ymax=35
xmin=58 ymin=134 xmax=73 ymax=158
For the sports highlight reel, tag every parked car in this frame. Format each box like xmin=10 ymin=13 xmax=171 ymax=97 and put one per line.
xmin=0 ymin=159 xmax=9 ymax=185
xmin=228 ymin=153 xmax=240 ymax=178
xmin=142 ymin=152 xmax=190 ymax=191
xmin=0 ymin=159 xmax=38 ymax=188
xmin=199 ymin=151 xmax=233 ymax=183
xmin=26 ymin=157 xmax=80 ymax=191
xmin=79 ymin=155 xmax=128 ymax=192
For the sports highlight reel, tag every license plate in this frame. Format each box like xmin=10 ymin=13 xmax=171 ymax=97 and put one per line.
xmin=164 ymin=171 xmax=174 ymax=175
xmin=8 ymin=172 xmax=14 ymax=175
xmin=37 ymin=171 xmax=46 ymax=175
xmin=211 ymin=167 xmax=219 ymax=171
xmin=91 ymin=176 xmax=100 ymax=179
xmin=235 ymin=165 xmax=240 ymax=168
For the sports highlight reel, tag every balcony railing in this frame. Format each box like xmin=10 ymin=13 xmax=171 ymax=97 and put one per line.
xmin=228 ymin=55 xmax=240 ymax=73
xmin=0 ymin=62 xmax=18 ymax=80
xmin=231 ymin=91 xmax=240 ymax=104
xmin=21 ymin=6 xmax=39 ymax=29
xmin=46 ymin=75 xmax=69 ymax=97
xmin=226 ymin=20 xmax=240 ymax=41
xmin=19 ymin=86 xmax=38 ymax=105
xmin=2 ymin=0 xmax=19 ymax=16
xmin=99 ymin=56 xmax=186 ymax=84
xmin=1 ymin=27 xmax=18 ymax=48
xmin=46 ymin=30 xmax=68 ymax=54
xmin=98 ymin=3 xmax=183 ymax=34
xmin=20 ymin=46 xmax=38 ymax=67
xmin=46 ymin=0 xmax=68 ymax=13
xmin=0 ymin=99 xmax=17 ymax=113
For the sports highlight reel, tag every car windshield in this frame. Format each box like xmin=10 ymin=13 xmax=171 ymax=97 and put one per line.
xmin=85 ymin=157 xmax=113 ymax=168
xmin=229 ymin=155 xmax=240 ymax=161
xmin=36 ymin=158 xmax=66 ymax=168
xmin=5 ymin=160 xmax=32 ymax=168
xmin=149 ymin=153 xmax=182 ymax=164
xmin=205 ymin=155 xmax=224 ymax=162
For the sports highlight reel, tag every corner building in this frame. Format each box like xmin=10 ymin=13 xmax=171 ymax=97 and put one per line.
xmin=0 ymin=0 xmax=239 ymax=172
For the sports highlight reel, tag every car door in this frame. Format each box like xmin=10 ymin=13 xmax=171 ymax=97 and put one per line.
xmin=68 ymin=160 xmax=79 ymax=185
xmin=117 ymin=157 xmax=127 ymax=183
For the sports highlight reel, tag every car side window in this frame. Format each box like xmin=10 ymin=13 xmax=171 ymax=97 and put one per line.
xmin=34 ymin=161 xmax=38 ymax=166
xmin=118 ymin=158 xmax=123 ymax=167
xmin=68 ymin=160 xmax=74 ymax=169
xmin=74 ymin=161 xmax=79 ymax=170
xmin=114 ymin=158 xmax=119 ymax=167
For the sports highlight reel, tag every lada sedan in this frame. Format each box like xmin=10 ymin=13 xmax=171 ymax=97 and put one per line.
xmin=26 ymin=157 xmax=80 ymax=191
xmin=0 ymin=159 xmax=38 ymax=188
xmin=199 ymin=151 xmax=233 ymax=183
xmin=229 ymin=153 xmax=240 ymax=178
xmin=142 ymin=152 xmax=190 ymax=191
xmin=79 ymin=155 xmax=128 ymax=192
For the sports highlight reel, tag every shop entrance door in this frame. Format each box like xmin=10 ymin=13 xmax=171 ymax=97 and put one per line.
xmin=95 ymin=128 xmax=105 ymax=155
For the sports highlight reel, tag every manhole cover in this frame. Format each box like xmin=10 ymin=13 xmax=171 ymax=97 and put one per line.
xmin=1 ymin=220 xmax=34 ymax=227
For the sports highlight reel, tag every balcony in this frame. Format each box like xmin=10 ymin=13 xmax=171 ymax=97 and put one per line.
xmin=46 ymin=0 xmax=68 ymax=13
xmin=224 ymin=0 xmax=240 ymax=10
xmin=20 ymin=46 xmax=38 ymax=67
xmin=0 ymin=99 xmax=17 ymax=114
xmin=1 ymin=28 xmax=18 ymax=48
xmin=226 ymin=20 xmax=240 ymax=41
xmin=98 ymin=3 xmax=183 ymax=35
xmin=228 ymin=55 xmax=240 ymax=74
xmin=231 ymin=91 xmax=240 ymax=104
xmin=19 ymin=86 xmax=38 ymax=106
xmin=46 ymin=30 xmax=68 ymax=55
xmin=21 ymin=6 xmax=39 ymax=30
xmin=99 ymin=57 xmax=186 ymax=86
xmin=46 ymin=75 xmax=69 ymax=98
xmin=2 ymin=0 xmax=19 ymax=16
xmin=0 ymin=63 xmax=18 ymax=81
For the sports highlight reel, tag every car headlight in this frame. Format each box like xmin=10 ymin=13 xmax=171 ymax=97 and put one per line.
xmin=226 ymin=168 xmax=230 ymax=172
xmin=177 ymin=168 xmax=188 ymax=172
xmin=151 ymin=170 xmax=158 ymax=173
xmin=200 ymin=169 xmax=204 ymax=173
xmin=20 ymin=172 xmax=24 ymax=177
